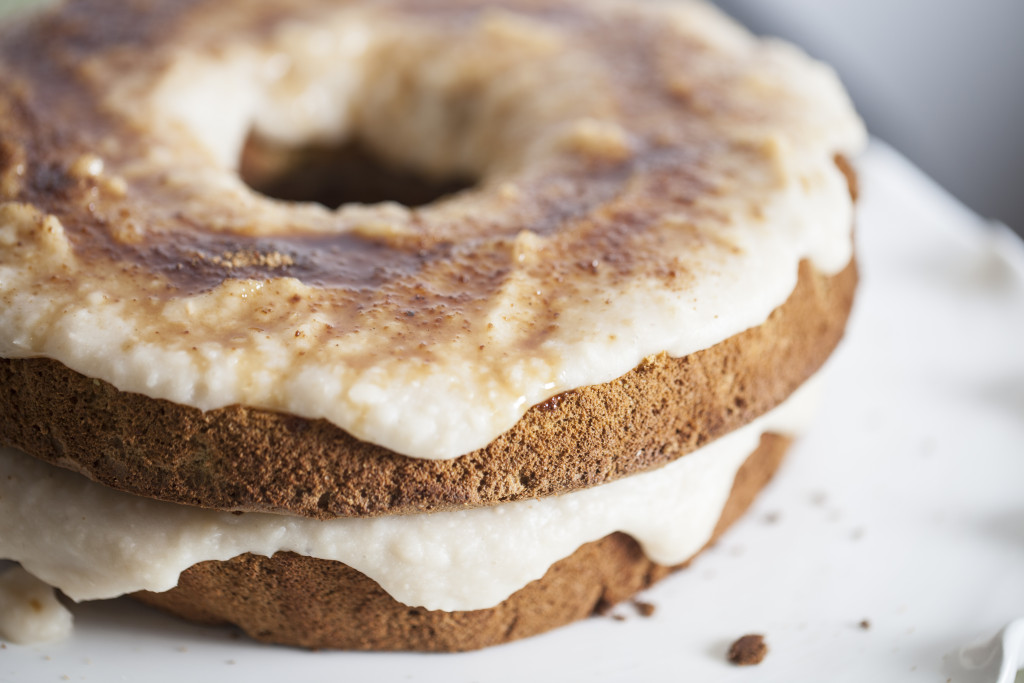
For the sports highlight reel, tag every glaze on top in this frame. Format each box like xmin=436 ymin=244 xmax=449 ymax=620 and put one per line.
xmin=0 ymin=0 xmax=865 ymax=458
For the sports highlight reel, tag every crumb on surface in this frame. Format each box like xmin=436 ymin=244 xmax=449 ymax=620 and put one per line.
xmin=633 ymin=600 xmax=656 ymax=617
xmin=859 ymin=619 xmax=871 ymax=630
xmin=611 ymin=614 xmax=626 ymax=622
xmin=763 ymin=511 xmax=780 ymax=524
xmin=728 ymin=634 xmax=768 ymax=666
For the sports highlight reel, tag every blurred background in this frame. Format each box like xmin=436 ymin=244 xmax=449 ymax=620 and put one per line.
xmin=1 ymin=0 xmax=1021 ymax=235
xmin=713 ymin=0 xmax=1024 ymax=236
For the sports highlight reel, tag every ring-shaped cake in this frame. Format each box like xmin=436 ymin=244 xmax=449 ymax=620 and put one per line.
xmin=0 ymin=0 xmax=864 ymax=651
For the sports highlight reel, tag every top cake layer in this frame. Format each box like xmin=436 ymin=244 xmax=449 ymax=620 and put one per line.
xmin=0 ymin=0 xmax=864 ymax=460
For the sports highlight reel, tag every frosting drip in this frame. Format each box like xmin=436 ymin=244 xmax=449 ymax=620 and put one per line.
xmin=0 ymin=566 xmax=73 ymax=645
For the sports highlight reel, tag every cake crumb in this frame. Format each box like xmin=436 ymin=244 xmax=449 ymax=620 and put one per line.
xmin=633 ymin=600 xmax=656 ymax=617
xmin=611 ymin=614 xmax=626 ymax=622
xmin=859 ymin=619 xmax=871 ymax=630
xmin=728 ymin=634 xmax=768 ymax=666
xmin=763 ymin=511 xmax=780 ymax=524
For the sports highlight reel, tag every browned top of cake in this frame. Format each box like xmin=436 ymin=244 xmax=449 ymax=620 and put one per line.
xmin=0 ymin=0 xmax=769 ymax=310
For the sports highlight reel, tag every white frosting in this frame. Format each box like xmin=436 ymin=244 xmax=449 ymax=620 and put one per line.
xmin=0 ymin=1 xmax=865 ymax=460
xmin=0 ymin=374 xmax=820 ymax=615
xmin=0 ymin=566 xmax=73 ymax=645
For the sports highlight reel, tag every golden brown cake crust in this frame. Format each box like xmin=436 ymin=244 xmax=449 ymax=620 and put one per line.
xmin=132 ymin=433 xmax=790 ymax=651
xmin=0 ymin=260 xmax=854 ymax=518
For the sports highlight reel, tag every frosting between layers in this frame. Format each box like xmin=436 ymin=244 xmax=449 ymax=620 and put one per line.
xmin=0 ymin=1 xmax=865 ymax=459
xmin=0 ymin=373 xmax=821 ymax=614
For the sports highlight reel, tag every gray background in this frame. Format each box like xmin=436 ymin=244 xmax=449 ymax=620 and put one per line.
xmin=713 ymin=0 xmax=1024 ymax=236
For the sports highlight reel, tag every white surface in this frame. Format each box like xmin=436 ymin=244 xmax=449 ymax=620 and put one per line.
xmin=2 ymin=140 xmax=1023 ymax=681
xmin=946 ymin=619 xmax=1024 ymax=683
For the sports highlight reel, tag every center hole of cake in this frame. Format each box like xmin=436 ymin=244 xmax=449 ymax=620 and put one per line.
xmin=239 ymin=133 xmax=477 ymax=209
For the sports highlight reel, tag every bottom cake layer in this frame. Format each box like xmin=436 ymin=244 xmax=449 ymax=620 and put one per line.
xmin=133 ymin=433 xmax=790 ymax=652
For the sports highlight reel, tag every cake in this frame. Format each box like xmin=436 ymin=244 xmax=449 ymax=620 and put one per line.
xmin=0 ymin=0 xmax=865 ymax=650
